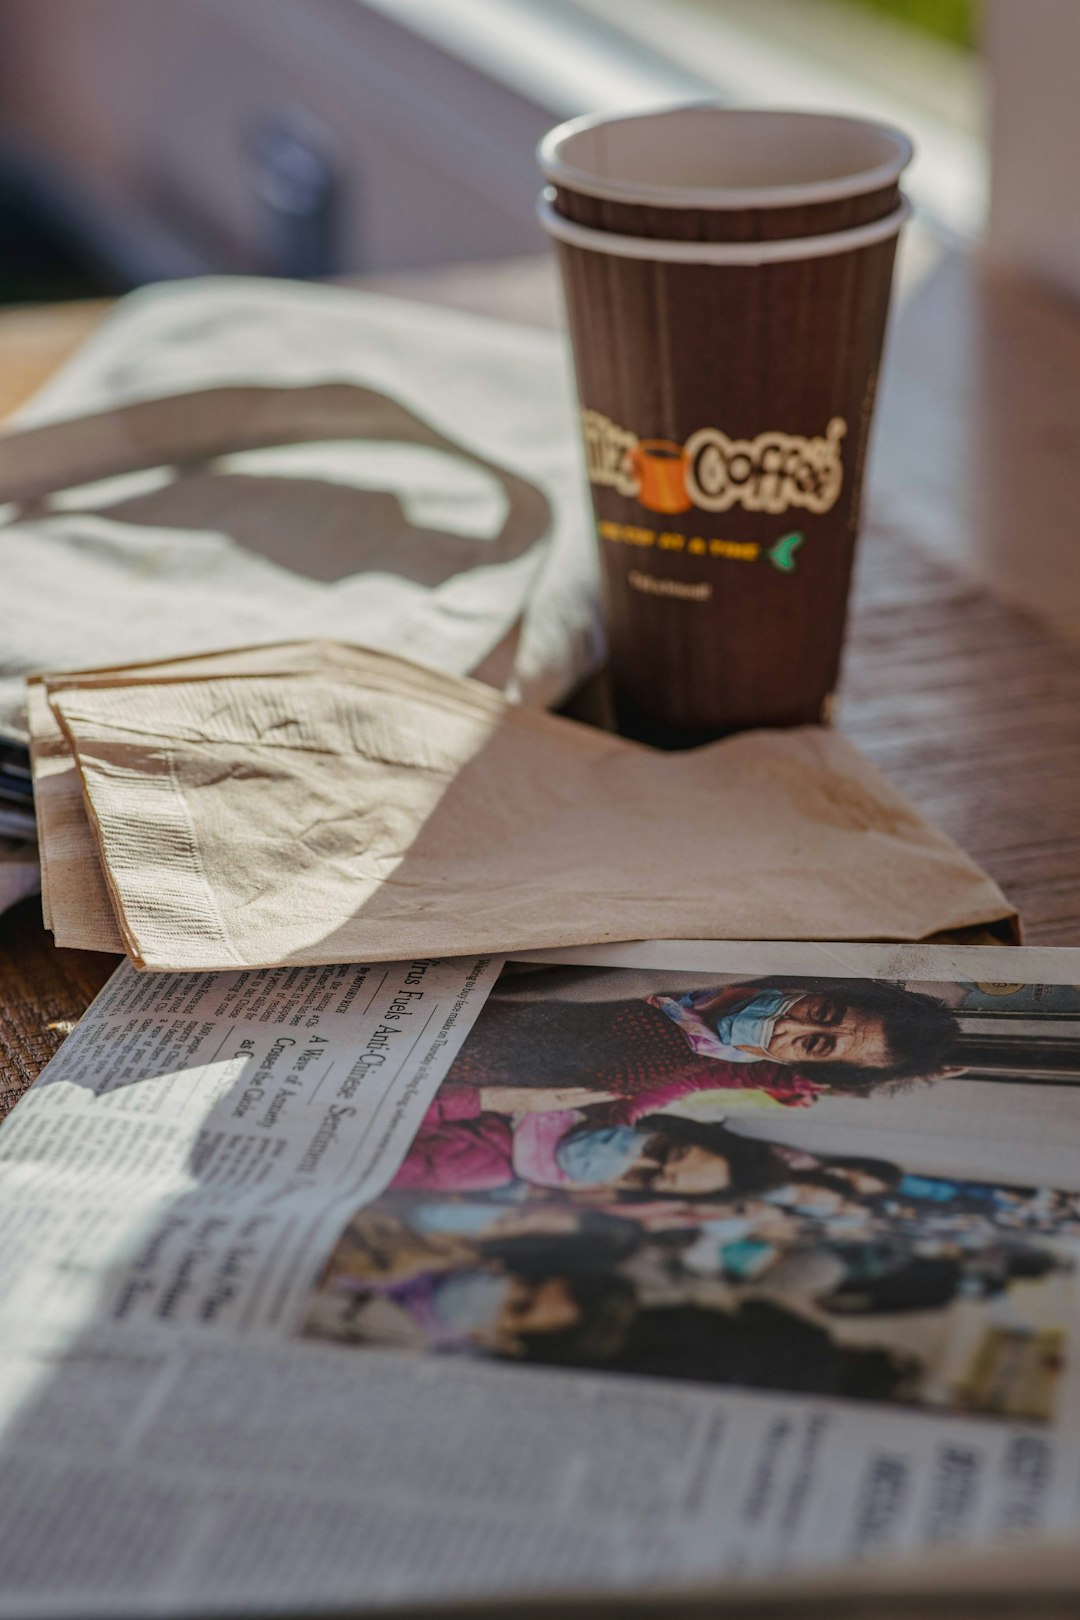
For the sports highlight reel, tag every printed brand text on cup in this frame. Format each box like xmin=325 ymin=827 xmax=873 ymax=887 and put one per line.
xmin=582 ymin=409 xmax=847 ymax=517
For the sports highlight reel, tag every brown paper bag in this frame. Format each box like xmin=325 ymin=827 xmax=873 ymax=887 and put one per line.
xmin=45 ymin=646 xmax=1017 ymax=971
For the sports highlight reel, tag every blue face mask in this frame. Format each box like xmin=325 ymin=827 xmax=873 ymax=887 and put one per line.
xmin=414 ymin=1203 xmax=500 ymax=1235
xmin=432 ymin=1271 xmax=509 ymax=1334
xmin=716 ymin=990 xmax=802 ymax=1054
xmin=556 ymin=1124 xmax=648 ymax=1185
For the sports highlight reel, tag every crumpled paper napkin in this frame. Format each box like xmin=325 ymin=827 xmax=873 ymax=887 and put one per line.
xmin=29 ymin=642 xmax=364 ymax=951
xmin=37 ymin=643 xmax=1017 ymax=971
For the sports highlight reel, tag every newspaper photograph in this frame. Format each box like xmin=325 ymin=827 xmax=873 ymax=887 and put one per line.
xmin=2 ymin=941 xmax=1080 ymax=1616
xmin=302 ymin=960 xmax=1079 ymax=1420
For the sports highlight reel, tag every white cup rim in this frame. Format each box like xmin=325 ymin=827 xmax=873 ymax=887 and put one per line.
xmin=538 ymin=104 xmax=914 ymax=212
xmin=537 ymin=190 xmax=911 ymax=266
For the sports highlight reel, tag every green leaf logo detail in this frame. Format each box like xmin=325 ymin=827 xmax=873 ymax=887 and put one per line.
xmin=768 ymin=531 xmax=804 ymax=573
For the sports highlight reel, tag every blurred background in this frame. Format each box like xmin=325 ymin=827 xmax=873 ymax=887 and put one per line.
xmin=0 ymin=0 xmax=1071 ymax=305
xmin=0 ymin=0 xmax=1076 ymax=640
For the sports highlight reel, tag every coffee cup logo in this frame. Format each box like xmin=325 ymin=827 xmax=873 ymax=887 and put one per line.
xmin=629 ymin=441 xmax=692 ymax=514
xmin=582 ymin=409 xmax=846 ymax=517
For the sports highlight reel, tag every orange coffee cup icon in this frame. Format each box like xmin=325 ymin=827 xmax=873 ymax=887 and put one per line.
xmin=630 ymin=439 xmax=693 ymax=514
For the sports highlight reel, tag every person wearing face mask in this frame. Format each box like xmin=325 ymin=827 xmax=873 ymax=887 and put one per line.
xmin=511 ymin=1112 xmax=795 ymax=1200
xmin=444 ymin=975 xmax=961 ymax=1119
xmin=306 ymin=1259 xmax=636 ymax=1365
xmin=648 ymin=987 xmax=806 ymax=1062
xmin=390 ymin=1085 xmax=794 ymax=1202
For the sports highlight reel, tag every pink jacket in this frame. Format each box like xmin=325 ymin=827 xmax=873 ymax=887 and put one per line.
xmin=391 ymin=1086 xmax=587 ymax=1193
xmin=390 ymin=1070 xmax=823 ymax=1197
xmin=606 ymin=1070 xmax=824 ymax=1120
xmin=391 ymin=1085 xmax=516 ymax=1192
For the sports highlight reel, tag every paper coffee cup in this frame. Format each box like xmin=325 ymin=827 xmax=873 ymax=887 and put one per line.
xmin=540 ymin=104 xmax=912 ymax=243
xmin=539 ymin=106 xmax=912 ymax=746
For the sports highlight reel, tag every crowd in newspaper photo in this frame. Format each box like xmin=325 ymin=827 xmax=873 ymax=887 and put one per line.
xmin=303 ymin=962 xmax=1080 ymax=1422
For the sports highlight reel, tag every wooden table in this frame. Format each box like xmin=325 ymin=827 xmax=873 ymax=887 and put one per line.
xmin=3 ymin=258 xmax=1080 ymax=1120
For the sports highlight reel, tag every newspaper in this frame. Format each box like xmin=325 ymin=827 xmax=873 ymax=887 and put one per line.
xmin=2 ymin=939 xmax=1080 ymax=1617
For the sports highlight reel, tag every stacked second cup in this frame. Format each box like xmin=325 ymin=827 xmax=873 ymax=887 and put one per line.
xmin=539 ymin=104 xmax=913 ymax=746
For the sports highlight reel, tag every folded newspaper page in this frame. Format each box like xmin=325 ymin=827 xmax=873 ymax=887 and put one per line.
xmin=2 ymin=939 xmax=1080 ymax=1617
